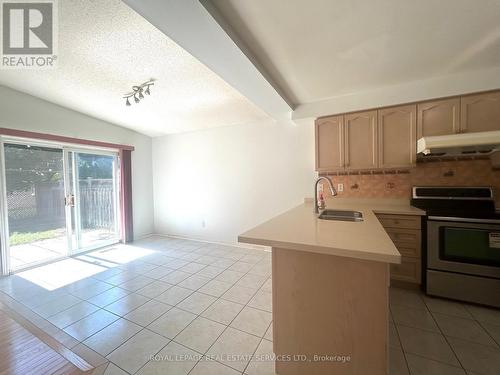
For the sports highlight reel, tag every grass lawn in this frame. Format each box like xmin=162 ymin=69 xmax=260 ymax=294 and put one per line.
xmin=10 ymin=230 xmax=58 ymax=246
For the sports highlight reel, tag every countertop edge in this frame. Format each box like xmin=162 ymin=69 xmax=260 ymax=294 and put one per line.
xmin=372 ymin=208 xmax=426 ymax=216
xmin=238 ymin=234 xmax=402 ymax=265
xmin=237 ymin=199 xmax=428 ymax=265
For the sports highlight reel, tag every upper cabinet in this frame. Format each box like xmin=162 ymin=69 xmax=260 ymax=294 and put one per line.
xmin=461 ymin=92 xmax=500 ymax=133
xmin=344 ymin=110 xmax=378 ymax=170
xmin=417 ymin=98 xmax=460 ymax=138
xmin=314 ymin=89 xmax=500 ymax=173
xmin=314 ymin=106 xmax=414 ymax=172
xmin=378 ymin=105 xmax=416 ymax=169
xmin=315 ymin=115 xmax=344 ymax=171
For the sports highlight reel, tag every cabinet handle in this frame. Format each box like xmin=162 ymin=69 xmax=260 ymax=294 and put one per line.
xmin=344 ymin=124 xmax=349 ymax=167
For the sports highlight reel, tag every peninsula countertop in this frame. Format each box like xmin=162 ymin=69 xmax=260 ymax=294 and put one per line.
xmin=238 ymin=198 xmax=425 ymax=264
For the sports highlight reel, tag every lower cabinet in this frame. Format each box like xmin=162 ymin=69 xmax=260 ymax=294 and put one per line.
xmin=390 ymin=257 xmax=422 ymax=284
xmin=376 ymin=214 xmax=422 ymax=285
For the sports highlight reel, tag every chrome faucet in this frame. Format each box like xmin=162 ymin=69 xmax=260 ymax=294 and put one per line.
xmin=314 ymin=176 xmax=337 ymax=214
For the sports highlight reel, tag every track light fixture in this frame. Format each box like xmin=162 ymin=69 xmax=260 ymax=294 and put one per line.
xmin=123 ymin=79 xmax=155 ymax=106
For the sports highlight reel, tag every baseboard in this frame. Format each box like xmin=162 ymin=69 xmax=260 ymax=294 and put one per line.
xmin=390 ymin=279 xmax=422 ymax=291
xmin=133 ymin=232 xmax=156 ymax=241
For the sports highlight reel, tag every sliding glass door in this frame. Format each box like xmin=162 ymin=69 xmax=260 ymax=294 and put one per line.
xmin=67 ymin=150 xmax=120 ymax=253
xmin=3 ymin=143 xmax=68 ymax=270
xmin=0 ymin=140 xmax=120 ymax=272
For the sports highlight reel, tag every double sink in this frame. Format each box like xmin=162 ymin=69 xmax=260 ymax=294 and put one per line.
xmin=318 ymin=209 xmax=364 ymax=222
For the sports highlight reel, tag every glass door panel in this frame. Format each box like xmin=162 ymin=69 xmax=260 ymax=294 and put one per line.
xmin=1 ymin=141 xmax=121 ymax=273
xmin=70 ymin=151 xmax=119 ymax=252
xmin=441 ymin=227 xmax=500 ymax=266
xmin=3 ymin=143 xmax=67 ymax=270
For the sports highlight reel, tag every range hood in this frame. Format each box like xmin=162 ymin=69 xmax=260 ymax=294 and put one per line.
xmin=417 ymin=130 xmax=500 ymax=156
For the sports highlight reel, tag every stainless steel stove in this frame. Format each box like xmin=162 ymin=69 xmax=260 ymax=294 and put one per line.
xmin=411 ymin=186 xmax=500 ymax=307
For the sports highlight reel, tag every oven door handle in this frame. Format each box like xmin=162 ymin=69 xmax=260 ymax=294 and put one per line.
xmin=428 ymin=216 xmax=500 ymax=224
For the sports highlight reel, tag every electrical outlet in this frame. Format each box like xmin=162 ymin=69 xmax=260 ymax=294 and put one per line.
xmin=337 ymin=183 xmax=344 ymax=192
xmin=318 ymin=183 xmax=324 ymax=192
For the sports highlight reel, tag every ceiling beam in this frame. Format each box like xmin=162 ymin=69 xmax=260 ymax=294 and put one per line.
xmin=122 ymin=0 xmax=292 ymax=119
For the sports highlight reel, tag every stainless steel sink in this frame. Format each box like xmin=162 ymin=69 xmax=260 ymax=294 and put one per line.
xmin=318 ymin=209 xmax=364 ymax=222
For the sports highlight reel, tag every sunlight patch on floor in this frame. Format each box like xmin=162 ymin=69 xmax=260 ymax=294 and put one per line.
xmin=18 ymin=258 xmax=107 ymax=290
xmin=15 ymin=244 xmax=155 ymax=291
xmin=87 ymin=245 xmax=155 ymax=264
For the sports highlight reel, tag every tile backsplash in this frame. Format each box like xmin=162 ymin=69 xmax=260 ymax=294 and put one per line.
xmin=320 ymin=158 xmax=500 ymax=203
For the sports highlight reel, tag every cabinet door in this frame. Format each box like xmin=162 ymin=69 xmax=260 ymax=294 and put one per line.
xmin=315 ymin=116 xmax=344 ymax=171
xmin=390 ymin=257 xmax=421 ymax=284
xmin=461 ymin=91 xmax=500 ymax=133
xmin=378 ymin=105 xmax=416 ymax=169
xmin=417 ymin=98 xmax=460 ymax=138
xmin=344 ymin=110 xmax=378 ymax=170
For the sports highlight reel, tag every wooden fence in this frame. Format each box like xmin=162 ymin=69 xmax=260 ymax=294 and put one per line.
xmin=79 ymin=180 xmax=115 ymax=229
xmin=7 ymin=180 xmax=115 ymax=232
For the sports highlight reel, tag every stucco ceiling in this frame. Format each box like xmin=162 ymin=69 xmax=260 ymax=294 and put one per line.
xmin=209 ymin=0 xmax=500 ymax=106
xmin=0 ymin=0 xmax=269 ymax=136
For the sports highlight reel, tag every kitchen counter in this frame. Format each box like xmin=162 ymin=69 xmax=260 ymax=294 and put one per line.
xmin=239 ymin=198 xmax=424 ymax=264
xmin=238 ymin=198 xmax=425 ymax=375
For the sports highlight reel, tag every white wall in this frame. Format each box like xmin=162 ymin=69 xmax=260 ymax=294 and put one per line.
xmin=0 ymin=86 xmax=154 ymax=239
xmin=152 ymin=118 xmax=316 ymax=243
xmin=293 ymin=66 xmax=500 ymax=119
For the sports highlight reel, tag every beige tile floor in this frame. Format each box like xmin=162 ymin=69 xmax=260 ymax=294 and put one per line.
xmin=0 ymin=235 xmax=498 ymax=375
xmin=9 ymin=228 xmax=117 ymax=270
xmin=389 ymin=288 xmax=500 ymax=375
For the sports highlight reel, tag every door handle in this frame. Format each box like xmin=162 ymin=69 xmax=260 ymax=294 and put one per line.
xmin=65 ymin=194 xmax=75 ymax=207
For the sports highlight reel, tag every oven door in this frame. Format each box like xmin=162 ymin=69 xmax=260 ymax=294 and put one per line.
xmin=427 ymin=217 xmax=500 ymax=279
